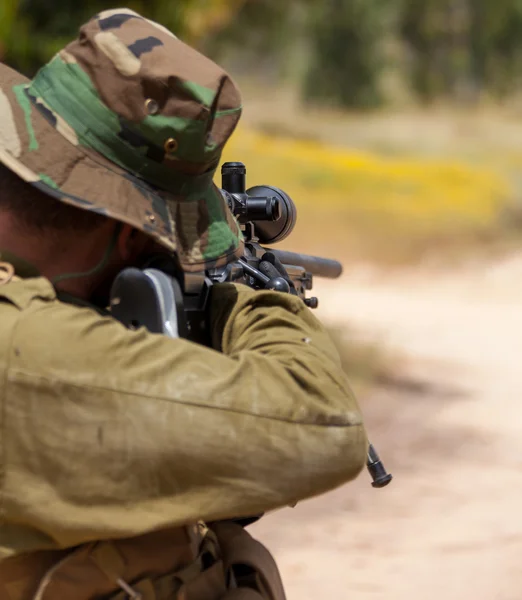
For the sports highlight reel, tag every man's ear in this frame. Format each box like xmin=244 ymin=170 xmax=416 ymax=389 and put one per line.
xmin=117 ymin=224 xmax=148 ymax=261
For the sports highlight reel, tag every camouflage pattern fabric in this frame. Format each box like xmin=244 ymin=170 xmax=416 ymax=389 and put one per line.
xmin=0 ymin=8 xmax=244 ymax=272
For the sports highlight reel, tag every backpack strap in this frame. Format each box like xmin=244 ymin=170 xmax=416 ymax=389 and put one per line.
xmin=210 ymin=522 xmax=286 ymax=600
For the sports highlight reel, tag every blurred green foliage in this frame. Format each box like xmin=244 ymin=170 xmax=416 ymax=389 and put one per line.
xmin=0 ymin=0 xmax=246 ymax=76
xmin=3 ymin=0 xmax=522 ymax=107
xmin=303 ymin=0 xmax=390 ymax=109
xmin=399 ymin=0 xmax=522 ymax=101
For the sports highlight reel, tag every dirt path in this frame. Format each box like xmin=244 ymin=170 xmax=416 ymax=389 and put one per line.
xmin=250 ymin=255 xmax=522 ymax=600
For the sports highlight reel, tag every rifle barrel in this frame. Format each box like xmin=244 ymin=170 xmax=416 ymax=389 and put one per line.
xmin=271 ymin=250 xmax=343 ymax=279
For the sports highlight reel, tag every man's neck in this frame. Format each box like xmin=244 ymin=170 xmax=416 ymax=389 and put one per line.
xmin=0 ymin=214 xmax=106 ymax=300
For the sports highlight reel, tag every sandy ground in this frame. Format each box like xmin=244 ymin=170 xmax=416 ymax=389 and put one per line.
xmin=250 ymin=254 xmax=522 ymax=600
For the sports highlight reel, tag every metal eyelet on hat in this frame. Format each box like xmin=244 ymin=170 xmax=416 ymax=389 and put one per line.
xmin=145 ymin=99 xmax=159 ymax=115
xmin=164 ymin=138 xmax=178 ymax=154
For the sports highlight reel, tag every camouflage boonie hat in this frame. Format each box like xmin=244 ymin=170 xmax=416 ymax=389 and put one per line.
xmin=0 ymin=8 xmax=244 ymax=272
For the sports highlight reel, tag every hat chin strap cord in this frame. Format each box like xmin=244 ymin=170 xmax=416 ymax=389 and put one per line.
xmin=51 ymin=223 xmax=122 ymax=286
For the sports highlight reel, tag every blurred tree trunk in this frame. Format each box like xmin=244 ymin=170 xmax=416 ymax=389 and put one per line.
xmin=399 ymin=0 xmax=451 ymax=101
xmin=302 ymin=0 xmax=389 ymax=109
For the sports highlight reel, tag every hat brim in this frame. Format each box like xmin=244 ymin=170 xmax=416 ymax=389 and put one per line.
xmin=0 ymin=62 xmax=244 ymax=272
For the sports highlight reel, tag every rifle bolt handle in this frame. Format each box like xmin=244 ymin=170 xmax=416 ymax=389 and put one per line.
xmin=305 ymin=297 xmax=319 ymax=309
xmin=266 ymin=277 xmax=291 ymax=293
xmin=367 ymin=443 xmax=393 ymax=488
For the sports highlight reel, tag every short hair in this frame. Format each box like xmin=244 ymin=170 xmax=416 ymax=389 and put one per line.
xmin=0 ymin=163 xmax=107 ymax=232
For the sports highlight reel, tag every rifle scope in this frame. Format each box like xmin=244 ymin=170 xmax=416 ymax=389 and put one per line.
xmin=220 ymin=162 xmax=297 ymax=245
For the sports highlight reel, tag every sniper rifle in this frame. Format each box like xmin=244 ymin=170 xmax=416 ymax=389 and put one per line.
xmin=110 ymin=162 xmax=392 ymax=489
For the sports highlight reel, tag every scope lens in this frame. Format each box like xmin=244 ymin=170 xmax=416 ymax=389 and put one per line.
xmin=245 ymin=185 xmax=297 ymax=244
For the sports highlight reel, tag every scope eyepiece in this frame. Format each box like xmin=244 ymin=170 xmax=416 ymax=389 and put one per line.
xmin=243 ymin=197 xmax=281 ymax=222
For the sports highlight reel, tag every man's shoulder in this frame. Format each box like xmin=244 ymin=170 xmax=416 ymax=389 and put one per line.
xmin=0 ymin=276 xmax=109 ymax=321
xmin=0 ymin=276 xmax=123 ymax=353
xmin=0 ymin=276 xmax=145 ymax=389
xmin=0 ymin=276 xmax=56 ymax=311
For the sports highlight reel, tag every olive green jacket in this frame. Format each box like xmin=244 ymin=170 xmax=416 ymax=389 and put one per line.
xmin=0 ymin=267 xmax=367 ymax=560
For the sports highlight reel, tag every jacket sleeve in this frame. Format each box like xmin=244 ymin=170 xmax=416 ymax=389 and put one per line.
xmin=3 ymin=280 xmax=367 ymax=549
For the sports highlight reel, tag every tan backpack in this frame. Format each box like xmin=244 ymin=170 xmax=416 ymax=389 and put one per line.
xmin=0 ymin=522 xmax=286 ymax=600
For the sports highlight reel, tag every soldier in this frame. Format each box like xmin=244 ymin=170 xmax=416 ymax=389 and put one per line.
xmin=0 ymin=8 xmax=367 ymax=600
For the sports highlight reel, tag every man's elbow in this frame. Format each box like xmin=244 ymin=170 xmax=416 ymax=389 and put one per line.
xmin=307 ymin=421 xmax=368 ymax=496
xmin=301 ymin=381 xmax=368 ymax=491
xmin=270 ymin=418 xmax=368 ymax=508
xmin=337 ymin=422 xmax=368 ymax=483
